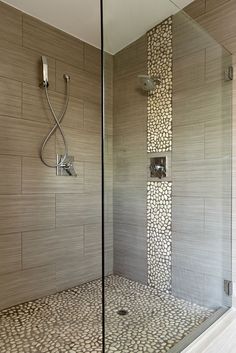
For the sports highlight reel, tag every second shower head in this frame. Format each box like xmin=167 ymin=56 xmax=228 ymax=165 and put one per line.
xmin=137 ymin=75 xmax=161 ymax=92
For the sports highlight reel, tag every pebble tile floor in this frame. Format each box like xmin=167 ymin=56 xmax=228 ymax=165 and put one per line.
xmin=0 ymin=276 xmax=213 ymax=353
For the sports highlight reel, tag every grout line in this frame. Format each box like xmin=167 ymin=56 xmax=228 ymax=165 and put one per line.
xmin=204 ymin=48 xmax=207 ymax=83
xmin=82 ymin=100 xmax=85 ymax=128
xmin=20 ymin=81 xmax=23 ymax=120
xmin=0 ymin=113 xmax=62 ymax=129
xmin=21 ymin=13 xmax=23 ymax=48
xmin=55 ymin=60 xmax=57 ymax=92
xmin=20 ymin=156 xmax=23 ymax=194
xmin=83 ymin=161 xmax=85 ymax=189
xmin=83 ymin=225 xmax=85 ymax=257
xmin=0 ymin=75 xmax=23 ymax=85
xmin=54 ymin=194 xmax=56 ymax=228
xmin=83 ymin=42 xmax=85 ymax=70
xmin=20 ymin=232 xmax=23 ymax=270
xmin=203 ymin=198 xmax=206 ymax=238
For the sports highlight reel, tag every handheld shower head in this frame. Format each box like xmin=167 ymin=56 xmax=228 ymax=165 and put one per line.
xmin=41 ymin=56 xmax=49 ymax=87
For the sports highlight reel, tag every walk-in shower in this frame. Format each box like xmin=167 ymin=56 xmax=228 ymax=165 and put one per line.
xmin=0 ymin=0 xmax=233 ymax=352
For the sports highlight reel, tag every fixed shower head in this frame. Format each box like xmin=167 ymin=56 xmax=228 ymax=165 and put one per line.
xmin=41 ymin=56 xmax=49 ymax=87
xmin=137 ymin=75 xmax=161 ymax=92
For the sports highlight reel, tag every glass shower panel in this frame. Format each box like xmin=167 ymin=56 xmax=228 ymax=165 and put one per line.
xmin=172 ymin=10 xmax=232 ymax=311
xmin=102 ymin=1 xmax=232 ymax=353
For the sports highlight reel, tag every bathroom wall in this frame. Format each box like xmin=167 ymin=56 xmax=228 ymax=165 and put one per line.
xmin=112 ymin=23 xmax=173 ymax=290
xmin=184 ymin=0 xmax=236 ymax=309
xmin=0 ymin=1 xmax=113 ymax=309
xmin=113 ymin=35 xmax=148 ymax=283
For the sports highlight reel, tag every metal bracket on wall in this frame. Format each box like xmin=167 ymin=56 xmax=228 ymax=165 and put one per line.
xmin=225 ymin=66 xmax=233 ymax=81
xmin=224 ymin=280 xmax=233 ymax=296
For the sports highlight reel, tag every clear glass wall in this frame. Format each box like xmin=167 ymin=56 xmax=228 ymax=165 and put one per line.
xmin=102 ymin=2 xmax=232 ymax=352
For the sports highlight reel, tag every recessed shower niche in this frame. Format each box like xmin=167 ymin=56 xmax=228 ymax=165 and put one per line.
xmin=149 ymin=156 xmax=167 ymax=178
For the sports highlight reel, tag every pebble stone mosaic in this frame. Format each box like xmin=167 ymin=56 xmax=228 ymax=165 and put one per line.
xmin=147 ymin=17 xmax=173 ymax=153
xmin=147 ymin=182 xmax=172 ymax=293
xmin=0 ymin=276 xmax=213 ymax=353
xmin=146 ymin=17 xmax=173 ymax=295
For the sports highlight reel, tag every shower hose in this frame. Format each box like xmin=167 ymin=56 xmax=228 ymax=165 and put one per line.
xmin=40 ymin=74 xmax=70 ymax=168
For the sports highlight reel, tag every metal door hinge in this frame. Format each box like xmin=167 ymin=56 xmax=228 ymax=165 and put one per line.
xmin=224 ymin=280 xmax=233 ymax=296
xmin=225 ymin=66 xmax=233 ymax=81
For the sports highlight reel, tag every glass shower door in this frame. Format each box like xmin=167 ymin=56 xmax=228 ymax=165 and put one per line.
xmin=172 ymin=10 xmax=232 ymax=311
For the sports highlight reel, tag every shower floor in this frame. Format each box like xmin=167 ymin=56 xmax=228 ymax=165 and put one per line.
xmin=0 ymin=275 xmax=213 ymax=353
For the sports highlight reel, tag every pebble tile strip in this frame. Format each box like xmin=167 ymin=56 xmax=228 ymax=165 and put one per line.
xmin=0 ymin=276 xmax=213 ymax=353
xmin=147 ymin=181 xmax=172 ymax=293
xmin=146 ymin=17 xmax=173 ymax=295
xmin=147 ymin=17 xmax=173 ymax=153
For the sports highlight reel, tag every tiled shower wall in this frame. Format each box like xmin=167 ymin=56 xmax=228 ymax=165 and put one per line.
xmin=0 ymin=1 xmax=113 ymax=310
xmin=113 ymin=21 xmax=173 ymax=288
xmin=113 ymin=35 xmax=148 ymax=283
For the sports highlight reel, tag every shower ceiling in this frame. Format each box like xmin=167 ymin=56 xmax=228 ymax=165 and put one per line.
xmin=104 ymin=0 xmax=195 ymax=53
xmin=2 ymin=0 xmax=194 ymax=53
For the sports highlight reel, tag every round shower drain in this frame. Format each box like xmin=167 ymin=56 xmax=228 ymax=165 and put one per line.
xmin=117 ymin=309 xmax=128 ymax=316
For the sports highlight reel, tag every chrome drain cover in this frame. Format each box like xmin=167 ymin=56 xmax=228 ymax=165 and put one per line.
xmin=117 ymin=309 xmax=128 ymax=316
